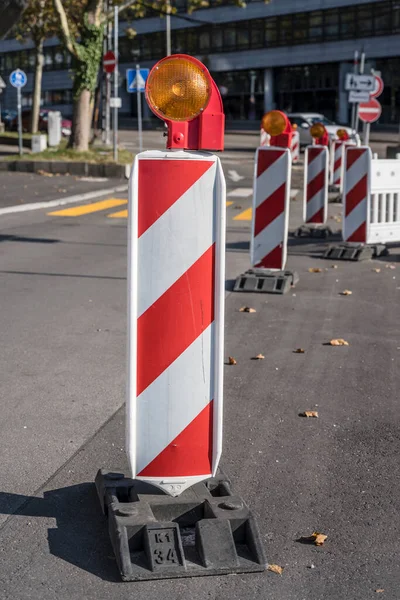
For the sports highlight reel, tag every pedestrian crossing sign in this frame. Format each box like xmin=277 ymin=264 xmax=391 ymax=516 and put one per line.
xmin=126 ymin=68 xmax=149 ymax=93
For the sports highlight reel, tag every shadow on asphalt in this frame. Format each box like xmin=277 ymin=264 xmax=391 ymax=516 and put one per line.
xmin=226 ymin=240 xmax=250 ymax=252
xmin=0 ymin=234 xmax=59 ymax=244
xmin=0 ymin=485 xmax=120 ymax=582
xmin=0 ymin=270 xmax=126 ymax=280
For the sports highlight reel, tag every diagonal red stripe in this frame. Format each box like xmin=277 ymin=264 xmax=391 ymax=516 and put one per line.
xmin=255 ymin=243 xmax=283 ymax=270
xmin=334 ymin=158 xmax=342 ymax=171
xmin=257 ymin=149 xmax=285 ymax=177
xmin=138 ymin=160 xmax=214 ymax=237
xmin=307 ymin=171 xmax=325 ymax=202
xmin=308 ymin=207 xmax=324 ymax=224
xmin=346 ymin=148 xmax=366 ymax=170
xmin=308 ymin=147 xmax=323 ymax=162
xmin=138 ymin=401 xmax=213 ymax=477
xmin=254 ymin=183 xmax=285 ymax=237
xmin=345 ymin=175 xmax=367 ymax=216
xmin=347 ymin=222 xmax=367 ymax=243
xmin=137 ymin=245 xmax=215 ymax=396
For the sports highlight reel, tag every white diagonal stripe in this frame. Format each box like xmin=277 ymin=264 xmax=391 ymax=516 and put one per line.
xmin=306 ymin=190 xmax=325 ymax=222
xmin=307 ymin=150 xmax=325 ymax=183
xmin=136 ymin=324 xmax=214 ymax=473
xmin=252 ymin=213 xmax=285 ymax=265
xmin=344 ymin=198 xmax=367 ymax=240
xmin=137 ymin=162 xmax=216 ymax=317
xmin=255 ymin=152 xmax=287 ymax=208
xmin=344 ymin=150 xmax=369 ymax=195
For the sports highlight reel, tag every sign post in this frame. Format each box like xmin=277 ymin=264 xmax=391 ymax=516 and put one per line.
xmin=0 ymin=76 xmax=6 ymax=132
xmin=103 ymin=50 xmax=116 ymax=146
xmin=126 ymin=66 xmax=149 ymax=154
xmin=9 ymin=69 xmax=27 ymax=156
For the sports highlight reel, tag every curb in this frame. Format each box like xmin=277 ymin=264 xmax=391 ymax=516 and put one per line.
xmin=0 ymin=159 xmax=130 ymax=179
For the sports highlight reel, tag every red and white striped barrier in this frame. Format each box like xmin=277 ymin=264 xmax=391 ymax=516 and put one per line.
xmin=259 ymin=128 xmax=270 ymax=147
xmin=330 ymin=140 xmax=346 ymax=188
xmin=127 ymin=150 xmax=226 ymax=496
xmin=342 ymin=146 xmax=370 ymax=243
xmin=251 ymin=147 xmax=291 ymax=270
xmin=291 ymin=130 xmax=300 ymax=163
xmin=303 ymin=145 xmax=329 ymax=224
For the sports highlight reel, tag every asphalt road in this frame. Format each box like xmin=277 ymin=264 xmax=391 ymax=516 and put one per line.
xmin=0 ymin=134 xmax=399 ymax=599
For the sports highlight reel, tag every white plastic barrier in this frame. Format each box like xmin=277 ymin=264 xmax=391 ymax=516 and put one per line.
xmin=259 ymin=128 xmax=270 ymax=147
xmin=342 ymin=146 xmax=400 ymax=244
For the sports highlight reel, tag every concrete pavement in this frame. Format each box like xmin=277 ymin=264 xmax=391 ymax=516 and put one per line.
xmin=0 ymin=137 xmax=399 ymax=599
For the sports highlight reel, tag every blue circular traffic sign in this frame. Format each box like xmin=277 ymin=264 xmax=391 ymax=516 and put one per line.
xmin=10 ymin=69 xmax=27 ymax=88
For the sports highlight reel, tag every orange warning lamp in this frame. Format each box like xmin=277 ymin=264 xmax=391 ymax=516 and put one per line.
xmin=310 ymin=122 xmax=329 ymax=146
xmin=292 ymin=123 xmax=298 ymax=131
xmin=145 ymin=54 xmax=224 ymax=151
xmin=337 ymin=128 xmax=350 ymax=141
xmin=261 ymin=110 xmax=293 ymax=148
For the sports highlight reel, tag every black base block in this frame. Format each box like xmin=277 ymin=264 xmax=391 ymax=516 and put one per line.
xmin=234 ymin=268 xmax=299 ymax=294
xmin=293 ymin=225 xmax=333 ymax=239
xmin=95 ymin=469 xmax=267 ymax=582
xmin=324 ymin=242 xmax=388 ymax=261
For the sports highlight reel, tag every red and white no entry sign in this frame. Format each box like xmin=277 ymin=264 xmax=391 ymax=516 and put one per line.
xmin=103 ymin=50 xmax=116 ymax=73
xmin=371 ymin=75 xmax=384 ymax=99
xmin=359 ymin=98 xmax=382 ymax=124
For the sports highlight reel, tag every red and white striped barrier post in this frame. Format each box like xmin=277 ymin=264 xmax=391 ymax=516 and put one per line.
xmin=291 ymin=130 xmax=300 ymax=163
xmin=250 ymin=147 xmax=291 ymax=270
xmin=330 ymin=140 xmax=346 ymax=188
xmin=235 ymin=111 xmax=298 ymax=294
xmin=342 ymin=146 xmax=371 ymax=243
xmin=303 ymin=145 xmax=329 ymax=225
xmin=96 ymin=54 xmax=266 ymax=581
xmin=127 ymin=151 xmax=226 ymax=495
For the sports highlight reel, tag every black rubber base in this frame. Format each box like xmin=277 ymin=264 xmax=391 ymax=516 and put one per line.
xmin=95 ymin=469 xmax=267 ymax=581
xmin=324 ymin=242 xmax=388 ymax=261
xmin=234 ymin=268 xmax=299 ymax=294
xmin=293 ymin=225 xmax=333 ymax=239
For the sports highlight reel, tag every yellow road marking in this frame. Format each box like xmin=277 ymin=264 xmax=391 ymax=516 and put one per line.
xmin=108 ymin=209 xmax=128 ymax=218
xmin=48 ymin=198 xmax=127 ymax=216
xmin=226 ymin=201 xmax=234 ymax=207
xmin=233 ymin=207 xmax=252 ymax=221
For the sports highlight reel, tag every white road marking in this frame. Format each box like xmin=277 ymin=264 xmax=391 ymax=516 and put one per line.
xmin=227 ymin=170 xmax=245 ymax=183
xmin=0 ymin=184 xmax=128 ymax=216
xmin=227 ymin=187 xmax=253 ymax=198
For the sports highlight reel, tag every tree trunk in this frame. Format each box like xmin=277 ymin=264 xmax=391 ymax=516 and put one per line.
xmin=69 ymin=88 xmax=92 ymax=151
xmin=31 ymin=37 xmax=44 ymax=134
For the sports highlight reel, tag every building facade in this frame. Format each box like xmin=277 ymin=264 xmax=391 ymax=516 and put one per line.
xmin=0 ymin=0 xmax=399 ymax=126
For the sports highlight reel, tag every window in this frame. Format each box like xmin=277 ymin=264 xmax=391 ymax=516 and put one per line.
xmin=356 ymin=6 xmax=373 ymax=36
xmin=374 ymin=2 xmax=391 ymax=34
xmin=199 ymin=30 xmax=210 ymax=51
xmin=340 ymin=7 xmax=355 ymax=38
xmin=250 ymin=20 xmax=264 ymax=48
xmin=265 ymin=17 xmax=277 ymax=45
xmin=223 ymin=25 xmax=236 ymax=49
xmin=324 ymin=9 xmax=339 ymax=39
xmin=279 ymin=16 xmax=292 ymax=44
xmin=309 ymin=11 xmax=322 ymax=41
xmin=237 ymin=22 xmax=250 ymax=49
xmin=212 ymin=26 xmax=223 ymax=50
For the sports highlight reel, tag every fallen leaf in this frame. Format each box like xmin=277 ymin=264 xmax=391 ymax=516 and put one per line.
xmin=372 ymin=268 xmax=381 ymax=273
xmin=386 ymin=264 xmax=396 ymax=270
xmin=331 ymin=264 xmax=338 ymax=269
xmin=308 ymin=267 xmax=323 ymax=273
xmin=340 ymin=290 xmax=352 ymax=295
xmin=37 ymin=169 xmax=53 ymax=177
xmin=300 ymin=532 xmax=327 ymax=546
xmin=228 ymin=356 xmax=237 ymax=365
xmin=294 ymin=348 xmax=305 ymax=353
xmin=302 ymin=411 xmax=319 ymax=418
xmin=313 ymin=532 xmax=328 ymax=546
xmin=57 ymin=188 xmax=67 ymax=193
xmin=239 ymin=306 xmax=256 ymax=313
xmin=375 ymin=590 xmax=384 ymax=593
xmin=268 ymin=564 xmax=284 ymax=575
xmin=329 ymin=339 xmax=349 ymax=346
xmin=254 ymin=353 xmax=265 ymax=360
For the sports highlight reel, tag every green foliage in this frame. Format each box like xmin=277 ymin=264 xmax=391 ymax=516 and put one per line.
xmin=72 ymin=14 xmax=103 ymax=98
xmin=15 ymin=0 xmax=58 ymax=46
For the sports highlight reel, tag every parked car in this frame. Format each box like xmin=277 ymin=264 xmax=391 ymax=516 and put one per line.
xmin=1 ymin=109 xmax=17 ymax=130
xmin=287 ymin=113 xmax=354 ymax=146
xmin=10 ymin=108 xmax=71 ymax=137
